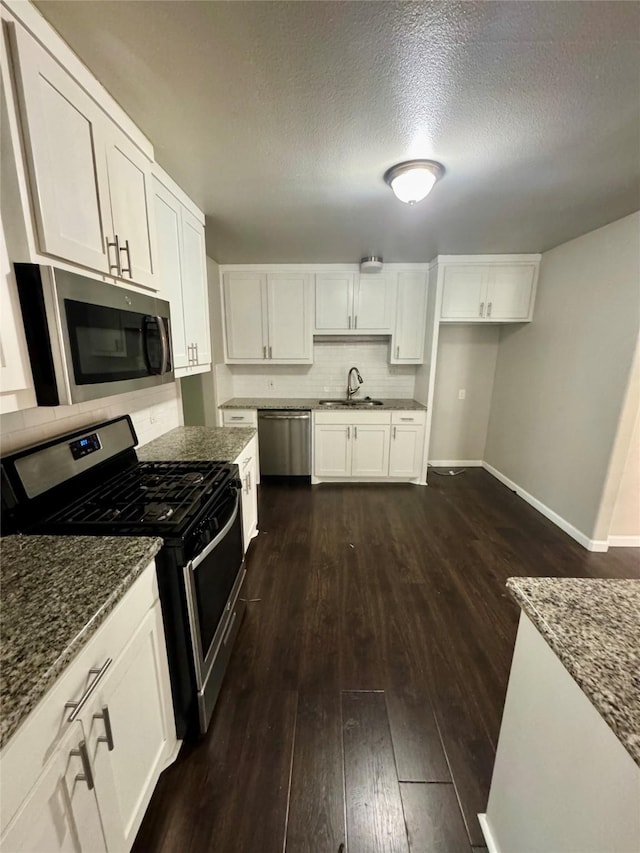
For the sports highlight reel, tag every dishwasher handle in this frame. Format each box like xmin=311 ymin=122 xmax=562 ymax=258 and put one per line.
xmin=259 ymin=412 xmax=310 ymax=420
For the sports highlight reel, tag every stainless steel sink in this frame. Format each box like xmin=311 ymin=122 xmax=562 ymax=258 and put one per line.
xmin=318 ymin=399 xmax=384 ymax=407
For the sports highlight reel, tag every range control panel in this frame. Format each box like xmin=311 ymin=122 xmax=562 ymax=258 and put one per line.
xmin=69 ymin=433 xmax=102 ymax=461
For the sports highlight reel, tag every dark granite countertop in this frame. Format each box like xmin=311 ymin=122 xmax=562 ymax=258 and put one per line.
xmin=0 ymin=535 xmax=162 ymax=748
xmin=220 ymin=397 xmax=427 ymax=411
xmin=138 ymin=426 xmax=256 ymax=463
xmin=507 ymin=577 xmax=640 ymax=767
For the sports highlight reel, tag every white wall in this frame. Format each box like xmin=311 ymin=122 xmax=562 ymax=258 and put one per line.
xmin=485 ymin=212 xmax=640 ymax=543
xmin=428 ymin=325 xmax=500 ymax=463
xmin=609 ymin=406 xmax=640 ymax=539
xmin=0 ymin=382 xmax=183 ymax=455
xmin=224 ymin=339 xmax=416 ymax=400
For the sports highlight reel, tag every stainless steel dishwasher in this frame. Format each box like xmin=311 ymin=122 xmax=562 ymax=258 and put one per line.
xmin=257 ymin=410 xmax=311 ymax=476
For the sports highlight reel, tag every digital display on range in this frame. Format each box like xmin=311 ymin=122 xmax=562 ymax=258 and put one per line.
xmin=69 ymin=433 xmax=102 ymax=460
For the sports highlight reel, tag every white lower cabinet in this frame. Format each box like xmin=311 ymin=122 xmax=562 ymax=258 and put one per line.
xmin=234 ymin=435 xmax=259 ymax=553
xmin=314 ymin=410 xmax=425 ymax=481
xmin=0 ymin=562 xmax=177 ymax=853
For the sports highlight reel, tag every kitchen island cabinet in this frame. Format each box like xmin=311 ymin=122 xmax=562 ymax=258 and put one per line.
xmin=0 ymin=535 xmax=177 ymax=853
xmin=481 ymin=578 xmax=640 ymax=853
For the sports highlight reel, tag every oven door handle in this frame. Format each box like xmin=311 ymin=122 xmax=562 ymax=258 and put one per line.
xmin=190 ymin=489 xmax=240 ymax=571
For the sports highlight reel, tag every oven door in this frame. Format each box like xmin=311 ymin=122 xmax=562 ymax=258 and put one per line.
xmin=182 ymin=486 xmax=245 ymax=727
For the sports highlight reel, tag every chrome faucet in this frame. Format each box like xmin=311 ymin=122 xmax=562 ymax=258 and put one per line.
xmin=347 ymin=366 xmax=363 ymax=399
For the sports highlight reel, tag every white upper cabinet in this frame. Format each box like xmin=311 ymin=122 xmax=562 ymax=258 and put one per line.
xmin=315 ymin=272 xmax=394 ymax=332
xmin=9 ymin=24 xmax=156 ymax=289
xmin=223 ymin=271 xmax=312 ymax=363
xmin=391 ymin=271 xmax=428 ymax=363
xmin=223 ymin=272 xmax=267 ymax=360
xmin=440 ymin=260 xmax=538 ymax=322
xmin=152 ymin=172 xmax=210 ymax=375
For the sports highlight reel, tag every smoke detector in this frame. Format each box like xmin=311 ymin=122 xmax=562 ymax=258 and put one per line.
xmin=360 ymin=256 xmax=383 ymax=274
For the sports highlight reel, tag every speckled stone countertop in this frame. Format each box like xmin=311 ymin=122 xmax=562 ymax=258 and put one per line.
xmin=137 ymin=426 xmax=256 ymax=463
xmin=507 ymin=577 xmax=640 ymax=767
xmin=220 ymin=396 xmax=427 ymax=411
xmin=0 ymin=535 xmax=162 ymax=748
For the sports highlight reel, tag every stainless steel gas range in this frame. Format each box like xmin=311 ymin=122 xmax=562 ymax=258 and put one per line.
xmin=1 ymin=416 xmax=246 ymax=738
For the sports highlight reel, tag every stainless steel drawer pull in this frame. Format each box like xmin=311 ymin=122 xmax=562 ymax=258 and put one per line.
xmin=269 ymin=345 xmax=272 ymax=359
xmin=71 ymin=740 xmax=94 ymax=790
xmin=479 ymin=301 xmax=484 ymax=317
xmin=246 ymin=471 xmax=251 ymax=492
xmin=106 ymin=236 xmax=122 ymax=276
xmin=393 ymin=426 xmax=397 ymax=439
xmin=263 ymin=345 xmax=267 ymax=359
xmin=94 ymin=705 xmax=115 ymax=751
xmin=230 ymin=416 xmax=244 ymax=420
xmin=347 ymin=426 xmax=351 ymax=439
xmin=354 ymin=426 xmax=358 ymax=439
xmin=65 ymin=658 xmax=112 ymax=722
xmin=400 ymin=417 xmax=413 ymax=421
xmin=194 ymin=342 xmax=199 ymax=363
xmin=354 ymin=315 xmax=358 ymax=329
xmin=487 ymin=301 xmax=492 ymax=317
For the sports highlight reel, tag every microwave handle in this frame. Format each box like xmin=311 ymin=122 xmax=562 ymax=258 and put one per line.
xmin=144 ymin=315 xmax=170 ymax=375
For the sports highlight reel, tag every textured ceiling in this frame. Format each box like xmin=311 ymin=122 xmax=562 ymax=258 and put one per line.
xmin=33 ymin=1 xmax=640 ymax=263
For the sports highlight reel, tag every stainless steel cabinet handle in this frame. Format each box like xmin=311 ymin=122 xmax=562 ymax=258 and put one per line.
xmin=244 ymin=474 xmax=249 ymax=494
xmin=348 ymin=316 xmax=352 ymax=329
xmin=393 ymin=426 xmax=397 ymax=439
xmin=396 ymin=346 xmax=400 ymax=358
xmin=479 ymin=302 xmax=484 ymax=317
xmin=354 ymin=315 xmax=358 ymax=329
xmin=230 ymin=416 xmax=244 ymax=421
xmin=487 ymin=302 xmax=492 ymax=317
xmin=119 ymin=239 xmax=132 ymax=277
xmin=400 ymin=417 xmax=413 ymax=421
xmin=269 ymin=345 xmax=272 ymax=359
xmin=247 ymin=471 xmax=251 ymax=491
xmin=71 ymin=740 xmax=94 ymax=790
xmin=354 ymin=426 xmax=358 ymax=440
xmin=94 ymin=705 xmax=115 ymax=751
xmin=263 ymin=345 xmax=267 ymax=359
xmin=106 ymin=236 xmax=122 ymax=276
xmin=347 ymin=426 xmax=351 ymax=440
xmin=65 ymin=658 xmax=112 ymax=722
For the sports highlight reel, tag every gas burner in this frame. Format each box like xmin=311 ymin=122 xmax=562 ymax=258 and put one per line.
xmin=180 ymin=472 xmax=205 ymax=486
xmin=142 ymin=474 xmax=163 ymax=488
xmin=143 ymin=503 xmax=174 ymax=522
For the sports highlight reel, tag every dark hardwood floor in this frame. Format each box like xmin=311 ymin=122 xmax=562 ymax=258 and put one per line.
xmin=133 ymin=469 xmax=639 ymax=852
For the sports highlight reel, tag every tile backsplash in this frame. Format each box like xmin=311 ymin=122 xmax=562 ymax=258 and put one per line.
xmin=0 ymin=382 xmax=183 ymax=456
xmin=227 ymin=340 xmax=417 ymax=399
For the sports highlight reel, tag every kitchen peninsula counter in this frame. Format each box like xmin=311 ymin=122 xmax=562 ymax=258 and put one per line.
xmin=219 ymin=397 xmax=427 ymax=411
xmin=138 ymin=426 xmax=256 ymax=463
xmin=0 ymin=534 xmax=162 ymax=747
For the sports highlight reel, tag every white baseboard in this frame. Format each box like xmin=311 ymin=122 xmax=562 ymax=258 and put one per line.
xmin=608 ymin=535 xmax=640 ymax=547
xmin=478 ymin=813 xmax=501 ymax=853
xmin=482 ymin=462 xmax=609 ymax=553
xmin=428 ymin=459 xmax=483 ymax=467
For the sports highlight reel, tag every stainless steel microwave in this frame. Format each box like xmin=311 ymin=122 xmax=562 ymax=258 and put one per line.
xmin=14 ymin=264 xmax=174 ymax=406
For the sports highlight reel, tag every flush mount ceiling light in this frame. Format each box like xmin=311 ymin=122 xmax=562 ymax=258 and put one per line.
xmin=383 ymin=159 xmax=445 ymax=205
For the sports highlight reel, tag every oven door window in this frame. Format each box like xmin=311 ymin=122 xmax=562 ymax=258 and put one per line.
xmin=65 ymin=299 xmax=165 ymax=384
xmin=192 ymin=493 xmax=244 ymax=661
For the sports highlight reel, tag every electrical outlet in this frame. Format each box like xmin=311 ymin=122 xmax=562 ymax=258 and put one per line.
xmin=458 ymin=389 xmax=466 ymax=400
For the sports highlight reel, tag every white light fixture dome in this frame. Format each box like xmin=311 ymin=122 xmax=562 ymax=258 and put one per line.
xmin=384 ymin=159 xmax=445 ymax=205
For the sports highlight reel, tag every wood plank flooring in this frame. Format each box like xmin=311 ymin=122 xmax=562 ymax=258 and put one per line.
xmin=133 ymin=469 xmax=639 ymax=852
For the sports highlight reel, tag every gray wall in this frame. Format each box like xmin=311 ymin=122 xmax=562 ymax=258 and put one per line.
xmin=429 ymin=325 xmax=500 ymax=462
xmin=485 ymin=212 xmax=640 ymax=541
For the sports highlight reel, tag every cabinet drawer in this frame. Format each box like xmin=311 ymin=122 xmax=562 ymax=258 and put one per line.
xmin=315 ymin=411 xmax=391 ymax=425
xmin=0 ymin=562 xmax=159 ymax=833
xmin=222 ymin=409 xmax=258 ymax=427
xmin=391 ymin=410 xmax=426 ymax=425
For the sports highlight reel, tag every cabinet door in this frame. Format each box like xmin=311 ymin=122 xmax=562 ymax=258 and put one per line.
xmin=181 ymin=208 xmax=211 ymax=366
xmin=354 ymin=274 xmax=394 ymax=331
xmin=152 ymin=179 xmax=188 ymax=368
xmin=314 ymin=424 xmax=351 ymax=477
xmin=351 ymin=424 xmax=390 ymax=477
xmin=441 ymin=266 xmax=488 ymax=320
xmin=392 ymin=272 xmax=427 ymax=362
xmin=315 ymin=273 xmax=354 ymax=331
xmin=9 ymin=25 xmax=111 ymax=273
xmin=239 ymin=451 xmax=258 ymax=553
xmin=486 ymin=265 xmax=536 ymax=320
xmin=82 ymin=604 xmax=175 ymax=850
xmin=104 ymin=129 xmax=155 ymax=288
xmin=266 ymin=273 xmax=312 ymax=361
xmin=389 ymin=425 xmax=424 ymax=478
xmin=0 ymin=722 xmax=106 ymax=853
xmin=223 ymin=272 xmax=267 ymax=360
